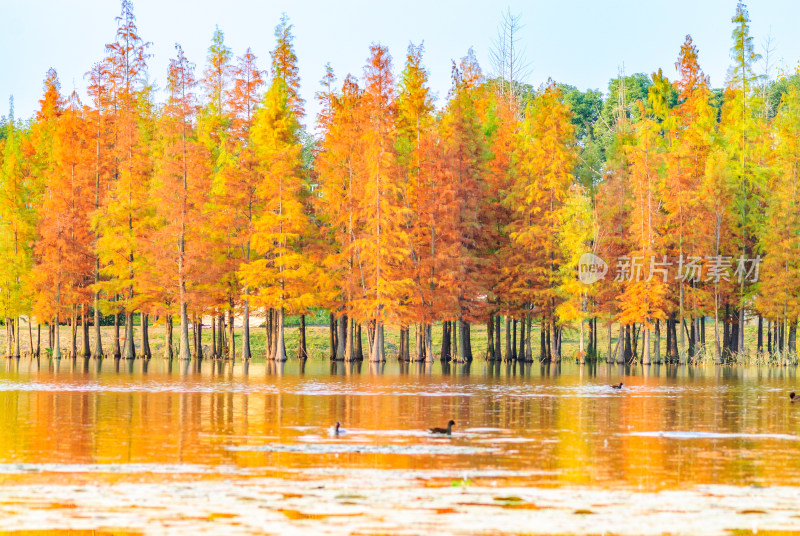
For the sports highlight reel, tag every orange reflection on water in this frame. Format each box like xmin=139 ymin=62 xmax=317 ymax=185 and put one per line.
xmin=0 ymin=358 xmax=798 ymax=490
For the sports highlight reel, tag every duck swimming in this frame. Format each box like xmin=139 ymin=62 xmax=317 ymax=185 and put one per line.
xmin=429 ymin=420 xmax=455 ymax=436
xmin=329 ymin=421 xmax=347 ymax=436
xmin=611 ymin=382 xmax=623 ymax=389
xmin=791 ymin=392 xmax=799 ymax=403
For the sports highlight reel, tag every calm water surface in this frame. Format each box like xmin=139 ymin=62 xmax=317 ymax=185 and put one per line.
xmin=1 ymin=357 xmax=799 ymax=490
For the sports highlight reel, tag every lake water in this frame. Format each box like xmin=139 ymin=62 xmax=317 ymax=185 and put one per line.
xmin=1 ymin=358 xmax=800 ymax=534
xmin=0 ymin=358 xmax=799 ymax=487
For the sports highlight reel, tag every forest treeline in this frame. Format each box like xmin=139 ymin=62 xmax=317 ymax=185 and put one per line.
xmin=0 ymin=1 xmax=798 ymax=365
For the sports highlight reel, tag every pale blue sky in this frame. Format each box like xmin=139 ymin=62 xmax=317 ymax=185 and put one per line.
xmin=1 ymin=0 xmax=798 ymax=125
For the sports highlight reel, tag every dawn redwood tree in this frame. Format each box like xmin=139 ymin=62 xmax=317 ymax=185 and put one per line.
xmin=618 ymin=106 xmax=668 ymax=365
xmin=85 ymin=61 xmax=114 ymax=357
xmin=197 ymin=27 xmax=235 ymax=359
xmin=594 ymin=84 xmax=636 ymax=364
xmin=314 ymin=72 xmax=366 ymax=361
xmin=206 ymin=45 xmax=263 ymax=360
xmin=0 ymin=97 xmax=37 ymax=358
xmin=96 ymin=0 xmax=152 ymax=359
xmin=240 ymin=77 xmax=314 ymax=362
xmin=723 ymin=2 xmax=764 ymax=356
xmin=437 ymin=50 xmax=489 ymax=363
xmin=354 ymin=44 xmax=409 ymax=363
xmin=396 ymin=43 xmax=435 ymax=361
xmin=663 ymin=36 xmax=716 ymax=363
xmin=756 ymin=87 xmax=800 ymax=357
xmin=479 ymin=86 xmax=518 ymax=362
xmin=31 ymin=91 xmax=94 ymax=359
xmin=505 ymin=82 xmax=575 ymax=361
xmin=271 ymin=14 xmax=304 ymax=119
xmin=556 ymin=184 xmax=595 ymax=363
xmin=151 ymin=44 xmax=210 ymax=360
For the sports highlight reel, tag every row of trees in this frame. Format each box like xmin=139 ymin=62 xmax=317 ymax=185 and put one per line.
xmin=1 ymin=1 xmax=798 ymax=364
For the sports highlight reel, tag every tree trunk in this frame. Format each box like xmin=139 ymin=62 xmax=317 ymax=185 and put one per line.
xmin=124 ymin=312 xmax=135 ymax=359
xmin=654 ymin=320 xmax=661 ymax=363
xmin=767 ymin=320 xmax=773 ymax=356
xmin=211 ymin=314 xmax=217 ymax=359
xmin=355 ymin=323 xmax=364 ymax=361
xmin=738 ymin=306 xmax=745 ymax=358
xmin=328 ymin=312 xmax=337 ymax=360
xmin=336 ymin=314 xmax=347 ymax=361
xmin=454 ymin=318 xmax=463 ymax=362
xmin=494 ymin=314 xmax=501 ymax=361
xmin=242 ymin=297 xmax=251 ymax=360
xmin=701 ymin=316 xmax=706 ymax=347
xmin=218 ymin=314 xmax=225 ymax=358
xmin=486 ymin=317 xmax=494 ymax=361
xmin=510 ymin=318 xmax=517 ymax=360
xmin=552 ymin=320 xmax=561 ymax=361
xmin=464 ymin=321 xmax=473 ymax=362
xmin=424 ymin=323 xmax=434 ymax=362
xmin=757 ymin=315 xmax=763 ymax=356
xmin=142 ymin=313 xmax=152 ymax=358
xmin=191 ymin=314 xmax=198 ymax=358
xmin=164 ymin=316 xmax=174 ymax=359
xmin=398 ymin=327 xmax=407 ymax=361
xmin=624 ymin=325 xmax=632 ymax=363
xmin=110 ymin=314 xmax=117 ymax=358
xmin=28 ymin=317 xmax=33 ymax=358
xmin=643 ymin=326 xmax=651 ymax=365
xmin=70 ymin=310 xmax=78 ymax=358
xmin=266 ymin=310 xmax=275 ymax=359
xmin=524 ymin=314 xmax=532 ymax=362
xmin=505 ymin=317 xmax=512 ymax=361
xmin=545 ymin=320 xmax=552 ymax=360
xmin=666 ymin=316 xmax=673 ymax=361
xmin=82 ymin=310 xmax=90 ymax=358
xmin=370 ymin=322 xmax=385 ymax=362
xmin=440 ymin=321 xmax=451 ymax=362
xmin=511 ymin=319 xmax=517 ymax=360
xmin=54 ymin=315 xmax=61 ymax=360
xmin=113 ymin=310 xmax=121 ymax=358
xmin=36 ymin=323 xmax=40 ymax=357
xmin=679 ymin=283 xmax=686 ymax=363
xmin=415 ymin=324 xmax=424 ymax=361
xmin=723 ymin=304 xmax=730 ymax=357
xmin=93 ymin=291 xmax=103 ymax=359
xmin=274 ymin=308 xmax=286 ymax=361
xmin=227 ymin=308 xmax=235 ymax=361
xmin=297 ymin=314 xmax=307 ymax=359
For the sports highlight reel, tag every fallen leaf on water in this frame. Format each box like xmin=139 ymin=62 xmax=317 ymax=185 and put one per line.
xmin=501 ymin=502 xmax=540 ymax=510
xmin=207 ymin=512 xmax=238 ymax=520
xmin=279 ymin=509 xmax=361 ymax=520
